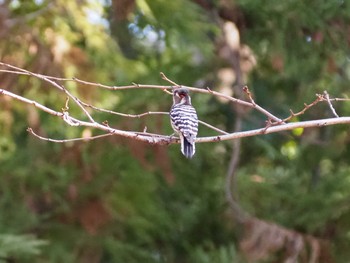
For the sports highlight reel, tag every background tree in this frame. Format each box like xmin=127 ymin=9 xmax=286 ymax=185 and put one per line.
xmin=0 ymin=0 xmax=350 ymax=262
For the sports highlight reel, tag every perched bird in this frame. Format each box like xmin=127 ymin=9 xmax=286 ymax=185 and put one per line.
xmin=170 ymin=88 xmax=198 ymax=158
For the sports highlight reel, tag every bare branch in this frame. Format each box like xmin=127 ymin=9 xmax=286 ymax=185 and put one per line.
xmin=324 ymin=90 xmax=339 ymax=118
xmin=188 ymin=86 xmax=284 ymax=122
xmin=27 ymin=128 xmax=114 ymax=143
xmin=282 ymin=94 xmax=324 ymax=123
xmin=0 ymin=88 xmax=63 ymax=118
xmin=332 ymin=97 xmax=350 ymax=102
xmin=0 ymin=62 xmax=96 ymax=123
xmin=79 ymin=102 xmax=229 ymax=135
xmin=160 ymin=72 xmax=179 ymax=86
xmin=0 ymin=88 xmax=172 ymax=144
xmin=1 ymin=62 xmax=350 ymax=146
xmin=199 ymin=120 xmax=229 ymax=135
xmin=243 ymin=85 xmax=256 ymax=106
xmin=196 ymin=117 xmax=350 ymax=143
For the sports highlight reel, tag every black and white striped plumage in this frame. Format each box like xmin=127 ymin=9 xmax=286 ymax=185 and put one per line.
xmin=170 ymin=88 xmax=198 ymax=158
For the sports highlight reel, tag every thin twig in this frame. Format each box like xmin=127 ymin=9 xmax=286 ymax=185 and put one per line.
xmin=0 ymin=63 xmax=96 ymax=123
xmin=243 ymin=86 xmax=256 ymax=106
xmin=184 ymin=86 xmax=284 ymax=123
xmin=324 ymin=90 xmax=339 ymax=118
xmin=0 ymin=88 xmax=63 ymax=117
xmin=0 ymin=88 xmax=172 ymax=144
xmin=27 ymin=128 xmax=114 ymax=143
xmin=332 ymin=98 xmax=350 ymax=102
xmin=281 ymin=94 xmax=325 ymax=123
xmin=198 ymin=120 xmax=229 ymax=135
xmin=160 ymin=72 xmax=179 ymax=86
xmin=80 ymin=102 xmax=229 ymax=135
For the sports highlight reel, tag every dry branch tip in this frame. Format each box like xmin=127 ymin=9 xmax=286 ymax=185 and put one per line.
xmin=243 ymin=85 xmax=256 ymax=105
xmin=163 ymin=88 xmax=173 ymax=95
xmin=160 ymin=72 xmax=179 ymax=86
xmin=62 ymin=97 xmax=70 ymax=112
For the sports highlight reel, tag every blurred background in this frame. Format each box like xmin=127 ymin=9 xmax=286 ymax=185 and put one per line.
xmin=1 ymin=0 xmax=350 ymax=262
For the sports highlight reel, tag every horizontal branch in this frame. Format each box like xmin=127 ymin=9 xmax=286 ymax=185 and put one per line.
xmin=3 ymin=86 xmax=350 ymax=145
xmin=197 ymin=117 xmax=350 ymax=143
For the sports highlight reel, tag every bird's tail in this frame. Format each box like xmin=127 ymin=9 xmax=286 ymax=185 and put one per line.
xmin=181 ymin=136 xmax=195 ymax=158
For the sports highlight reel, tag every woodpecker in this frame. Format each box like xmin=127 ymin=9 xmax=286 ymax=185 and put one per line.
xmin=170 ymin=88 xmax=198 ymax=158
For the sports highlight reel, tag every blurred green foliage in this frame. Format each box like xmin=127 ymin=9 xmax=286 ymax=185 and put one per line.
xmin=0 ymin=234 xmax=48 ymax=260
xmin=0 ymin=0 xmax=350 ymax=262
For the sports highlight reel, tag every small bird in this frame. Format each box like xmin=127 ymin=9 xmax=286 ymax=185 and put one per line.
xmin=170 ymin=88 xmax=198 ymax=158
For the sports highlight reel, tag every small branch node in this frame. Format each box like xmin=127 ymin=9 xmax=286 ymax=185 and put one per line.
xmin=206 ymin=87 xmax=213 ymax=93
xmin=316 ymin=93 xmax=325 ymax=100
xmin=261 ymin=120 xmax=274 ymax=133
xmin=243 ymin=85 xmax=256 ymax=105
xmin=62 ymin=112 xmax=80 ymax=126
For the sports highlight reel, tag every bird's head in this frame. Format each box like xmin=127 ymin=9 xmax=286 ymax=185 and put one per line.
xmin=173 ymin=88 xmax=191 ymax=105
